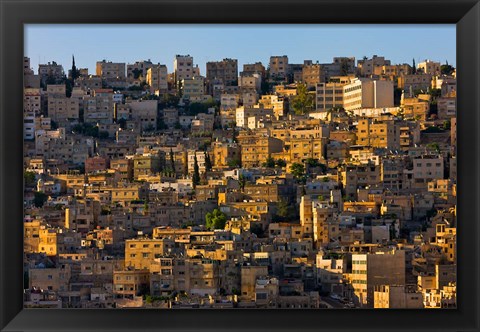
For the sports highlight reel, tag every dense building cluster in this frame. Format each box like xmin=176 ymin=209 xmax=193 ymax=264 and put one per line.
xmin=23 ymin=54 xmax=456 ymax=309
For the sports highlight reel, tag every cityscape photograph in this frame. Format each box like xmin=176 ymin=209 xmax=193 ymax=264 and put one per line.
xmin=23 ymin=24 xmax=456 ymax=309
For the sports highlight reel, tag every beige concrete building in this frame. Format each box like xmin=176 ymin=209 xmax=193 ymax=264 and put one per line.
xmin=96 ymin=60 xmax=126 ymax=79
xmin=239 ymin=74 xmax=262 ymax=93
xmin=206 ymin=58 xmax=238 ymax=87
xmin=398 ymin=74 xmax=432 ymax=92
xmin=357 ymin=55 xmax=391 ymax=76
xmin=127 ymin=60 xmax=154 ymax=81
xmin=181 ymin=76 xmax=205 ymax=100
xmin=126 ymin=99 xmax=158 ymax=130
xmin=315 ymin=80 xmax=349 ymax=113
xmin=220 ymin=94 xmax=240 ymax=112
xmin=146 ymin=64 xmax=168 ymax=94
xmin=417 ymin=60 xmax=441 ymax=76
xmin=47 ymin=96 xmax=80 ymax=125
xmin=351 ymin=249 xmax=405 ymax=307
xmin=343 ymin=78 xmax=394 ymax=112
xmin=356 ymin=118 xmax=400 ymax=149
xmin=124 ymin=238 xmax=176 ymax=271
xmin=258 ymin=95 xmax=286 ymax=117
xmin=241 ymin=265 xmax=268 ymax=301
xmin=174 ymin=54 xmax=194 ymax=84
xmin=237 ymin=132 xmax=284 ymax=168
xmin=83 ymin=89 xmax=115 ymax=125
xmin=302 ymin=64 xmax=324 ymax=88
xmin=374 ymin=285 xmax=423 ymax=308
xmin=113 ymin=269 xmax=150 ymax=298
xmin=269 ymin=56 xmax=289 ymax=81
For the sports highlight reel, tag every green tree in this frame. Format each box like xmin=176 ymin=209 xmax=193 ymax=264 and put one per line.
xmin=290 ymin=83 xmax=314 ymax=115
xmin=443 ymin=119 xmax=451 ymax=130
xmin=204 ymin=150 xmax=212 ymax=172
xmin=440 ymin=63 xmax=455 ymax=76
xmin=305 ymin=158 xmax=320 ymax=168
xmin=227 ymin=159 xmax=241 ymax=168
xmin=132 ymin=68 xmax=143 ymax=79
xmin=70 ymin=55 xmax=80 ymax=81
xmin=238 ymin=174 xmax=246 ymax=192
xmin=262 ymin=156 xmax=275 ymax=168
xmin=33 ymin=191 xmax=48 ymax=208
xmin=290 ymin=162 xmax=306 ymax=183
xmin=275 ymin=159 xmax=286 ymax=168
xmin=274 ymin=198 xmax=298 ymax=222
xmin=169 ymin=148 xmax=176 ymax=174
xmin=429 ymin=88 xmax=442 ymax=98
xmin=205 ymin=209 xmax=227 ymax=230
xmin=24 ymin=171 xmax=36 ymax=187
xmin=427 ymin=142 xmax=441 ymax=153
xmin=192 ymin=154 xmax=201 ymax=188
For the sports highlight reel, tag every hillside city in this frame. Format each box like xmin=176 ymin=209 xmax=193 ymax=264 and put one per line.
xmin=23 ymin=54 xmax=456 ymax=309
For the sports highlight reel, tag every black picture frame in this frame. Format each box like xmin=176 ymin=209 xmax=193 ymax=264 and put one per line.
xmin=1 ymin=0 xmax=479 ymax=331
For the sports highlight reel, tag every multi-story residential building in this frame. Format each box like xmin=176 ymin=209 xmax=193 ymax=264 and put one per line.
xmin=236 ymin=132 xmax=284 ymax=168
xmin=113 ymin=269 xmax=150 ymax=299
xmin=357 ymin=55 xmax=391 ymax=76
xmin=269 ymin=56 xmax=289 ymax=81
xmin=401 ymin=95 xmax=430 ymax=120
xmin=242 ymin=62 xmax=266 ymax=78
xmin=302 ymin=64 xmax=324 ymax=88
xmin=126 ymin=99 xmax=158 ymax=130
xmin=124 ymin=238 xmax=176 ymax=270
xmin=341 ymin=162 xmax=381 ymax=200
xmin=212 ymin=142 xmax=241 ymax=169
xmin=289 ymin=135 xmax=327 ymax=162
xmin=412 ymin=155 xmax=444 ymax=189
xmin=85 ymin=156 xmax=110 ymax=174
xmin=315 ymin=79 xmax=350 ymax=113
xmin=343 ymin=78 xmax=394 ymax=112
xmin=96 ymin=60 xmax=126 ymax=79
xmin=110 ymin=158 xmax=134 ymax=182
xmin=47 ymin=96 xmax=80 ymax=126
xmin=312 ymin=202 xmax=337 ymax=246
xmin=187 ymin=150 xmax=206 ymax=174
xmin=239 ymin=74 xmax=262 ymax=93
xmin=316 ymin=253 xmax=347 ymax=293
xmin=437 ymin=96 xmax=456 ymax=119
xmin=83 ymin=89 xmax=115 ymax=125
xmin=206 ymin=58 xmax=238 ymax=88
xmin=181 ymin=76 xmax=205 ymax=100
xmin=258 ymin=95 xmax=286 ymax=118
xmin=146 ymin=64 xmax=168 ymax=94
xmin=351 ymin=249 xmax=406 ymax=307
xmin=38 ymin=61 xmax=64 ymax=85
xmin=174 ymin=54 xmax=194 ymax=85
xmin=133 ymin=153 xmax=162 ymax=179
xmin=127 ymin=60 xmax=154 ymax=81
xmin=24 ymin=88 xmax=43 ymax=139
xmin=417 ymin=60 xmax=441 ymax=76
xmin=235 ymin=105 xmax=274 ymax=128
xmin=374 ymin=285 xmax=423 ymax=308
xmin=356 ymin=118 xmax=400 ymax=149
xmin=398 ymin=73 xmax=432 ymax=92
xmin=220 ymin=94 xmax=240 ymax=111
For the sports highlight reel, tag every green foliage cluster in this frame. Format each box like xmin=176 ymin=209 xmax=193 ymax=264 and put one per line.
xmin=290 ymin=83 xmax=314 ymax=115
xmin=290 ymin=162 xmax=306 ymax=184
xmin=261 ymin=157 xmax=287 ymax=168
xmin=24 ymin=171 xmax=36 ymax=187
xmin=33 ymin=191 xmax=48 ymax=208
xmin=205 ymin=209 xmax=227 ymax=230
